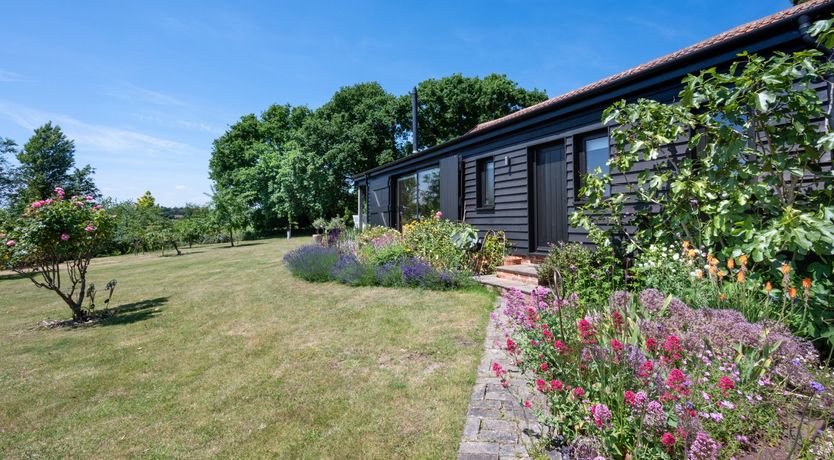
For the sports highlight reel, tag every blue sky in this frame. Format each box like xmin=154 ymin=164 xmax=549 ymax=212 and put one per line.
xmin=1 ymin=0 xmax=789 ymax=206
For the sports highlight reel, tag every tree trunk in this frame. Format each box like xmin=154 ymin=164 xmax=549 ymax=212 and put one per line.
xmin=229 ymin=229 xmax=235 ymax=247
xmin=173 ymin=241 xmax=181 ymax=255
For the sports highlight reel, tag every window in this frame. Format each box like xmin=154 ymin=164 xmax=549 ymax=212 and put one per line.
xmin=396 ymin=166 xmax=440 ymax=227
xmin=577 ymin=133 xmax=610 ymax=197
xmin=477 ymin=158 xmax=495 ymax=209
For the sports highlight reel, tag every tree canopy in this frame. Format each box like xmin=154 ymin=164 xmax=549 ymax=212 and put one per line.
xmin=11 ymin=122 xmax=98 ymax=211
xmin=207 ymin=74 xmax=547 ymax=234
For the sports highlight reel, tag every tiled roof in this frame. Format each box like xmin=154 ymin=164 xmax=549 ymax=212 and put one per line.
xmin=467 ymin=0 xmax=834 ymax=135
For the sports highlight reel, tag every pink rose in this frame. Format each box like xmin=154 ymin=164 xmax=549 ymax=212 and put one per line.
xmin=84 ymin=226 xmax=95 ymax=232
xmin=54 ymin=187 xmax=64 ymax=196
xmin=5 ymin=240 xmax=15 ymax=247
xmin=434 ymin=211 xmax=443 ymax=219
xmin=85 ymin=195 xmax=93 ymax=201
xmin=60 ymin=233 xmax=70 ymax=241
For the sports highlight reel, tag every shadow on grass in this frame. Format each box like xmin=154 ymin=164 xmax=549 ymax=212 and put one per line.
xmin=160 ymin=250 xmax=205 ymax=258
xmin=215 ymin=241 xmax=266 ymax=249
xmin=0 ymin=272 xmax=34 ymax=282
xmin=97 ymin=297 xmax=169 ymax=326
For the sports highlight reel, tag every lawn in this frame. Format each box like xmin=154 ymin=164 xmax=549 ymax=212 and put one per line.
xmin=0 ymin=238 xmax=494 ymax=459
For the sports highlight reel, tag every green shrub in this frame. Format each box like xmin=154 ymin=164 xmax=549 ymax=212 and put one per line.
xmin=537 ymin=240 xmax=622 ymax=307
xmin=402 ymin=218 xmax=474 ymax=272
xmin=476 ymin=230 xmax=511 ymax=275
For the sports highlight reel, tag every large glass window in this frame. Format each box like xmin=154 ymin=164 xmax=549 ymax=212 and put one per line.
xmin=578 ymin=134 xmax=610 ymax=197
xmin=477 ymin=158 xmax=495 ymax=208
xmin=396 ymin=166 xmax=440 ymax=227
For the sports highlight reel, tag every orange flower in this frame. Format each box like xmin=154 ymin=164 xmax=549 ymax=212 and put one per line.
xmin=695 ymin=269 xmax=704 ymax=279
xmin=687 ymin=249 xmax=697 ymax=258
xmin=708 ymin=255 xmax=719 ymax=266
xmin=682 ymin=241 xmax=690 ymax=249
xmin=708 ymin=265 xmax=718 ymax=275
xmin=736 ymin=271 xmax=745 ymax=283
xmin=727 ymin=258 xmax=736 ymax=270
xmin=788 ymin=287 xmax=797 ymax=299
xmin=719 ymin=293 xmax=727 ymax=301
xmin=738 ymin=255 xmax=748 ymax=266
xmin=779 ymin=263 xmax=791 ymax=276
xmin=718 ymin=270 xmax=726 ymax=280
xmin=802 ymin=278 xmax=812 ymax=289
xmin=765 ymin=281 xmax=773 ymax=293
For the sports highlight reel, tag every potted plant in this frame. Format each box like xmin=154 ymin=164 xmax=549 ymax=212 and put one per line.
xmin=325 ymin=217 xmax=346 ymax=247
xmin=312 ymin=217 xmax=327 ymax=245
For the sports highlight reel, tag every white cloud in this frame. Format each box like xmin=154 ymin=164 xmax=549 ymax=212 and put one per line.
xmin=101 ymin=82 xmax=188 ymax=107
xmin=175 ymin=184 xmax=186 ymax=190
xmin=0 ymin=100 xmax=202 ymax=157
xmin=0 ymin=69 xmax=28 ymax=82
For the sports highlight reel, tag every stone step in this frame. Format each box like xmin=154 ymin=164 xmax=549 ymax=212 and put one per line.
xmin=473 ymin=274 xmax=537 ymax=295
xmin=495 ymin=264 xmax=540 ymax=285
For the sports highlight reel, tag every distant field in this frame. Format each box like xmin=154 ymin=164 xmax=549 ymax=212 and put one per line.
xmin=0 ymin=238 xmax=493 ymax=459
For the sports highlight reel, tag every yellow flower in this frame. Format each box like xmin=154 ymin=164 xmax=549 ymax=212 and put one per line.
xmin=726 ymin=258 xmax=735 ymax=270
xmin=779 ymin=263 xmax=791 ymax=276
xmin=687 ymin=249 xmax=697 ymax=258
xmin=736 ymin=271 xmax=745 ymax=283
xmin=708 ymin=255 xmax=719 ymax=266
xmin=717 ymin=270 xmax=726 ymax=280
xmin=738 ymin=255 xmax=748 ymax=266
xmin=682 ymin=241 xmax=690 ymax=249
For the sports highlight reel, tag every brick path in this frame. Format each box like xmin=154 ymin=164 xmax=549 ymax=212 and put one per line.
xmin=457 ymin=298 xmax=559 ymax=460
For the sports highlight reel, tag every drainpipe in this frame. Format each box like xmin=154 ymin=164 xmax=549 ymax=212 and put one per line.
xmin=411 ymin=87 xmax=419 ymax=154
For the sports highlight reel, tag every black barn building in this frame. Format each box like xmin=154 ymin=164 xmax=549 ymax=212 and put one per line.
xmin=354 ymin=0 xmax=834 ymax=255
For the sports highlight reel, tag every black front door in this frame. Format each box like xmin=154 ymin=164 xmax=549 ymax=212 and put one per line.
xmin=532 ymin=143 xmax=567 ymax=253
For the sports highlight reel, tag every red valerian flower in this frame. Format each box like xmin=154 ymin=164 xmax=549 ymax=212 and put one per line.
xmin=553 ymin=340 xmax=569 ymax=355
xmin=577 ymin=319 xmax=597 ymax=344
xmin=610 ymin=338 xmax=624 ymax=352
xmin=523 ymin=400 xmax=532 ymax=409
xmin=638 ymin=360 xmax=654 ymax=378
xmin=536 ymin=379 xmax=549 ymax=393
xmin=662 ymin=335 xmax=683 ymax=361
xmin=506 ymin=338 xmax=518 ymax=353
xmin=573 ymin=387 xmax=586 ymax=398
xmin=718 ymin=376 xmax=735 ymax=395
xmin=665 ymin=368 xmax=691 ymax=396
xmin=550 ymin=380 xmax=564 ymax=391
xmin=646 ymin=337 xmax=658 ymax=352
xmin=539 ymin=362 xmax=549 ymax=373
xmin=661 ymin=432 xmax=676 ymax=447
xmin=624 ymin=390 xmax=637 ymax=406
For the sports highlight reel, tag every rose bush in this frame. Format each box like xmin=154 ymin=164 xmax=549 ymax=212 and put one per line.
xmin=0 ymin=188 xmax=116 ymax=321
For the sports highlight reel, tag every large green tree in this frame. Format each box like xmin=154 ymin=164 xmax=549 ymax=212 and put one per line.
xmin=0 ymin=137 xmax=20 ymax=207
xmin=397 ymin=73 xmax=548 ymax=151
xmin=207 ymin=75 xmax=547 ymax=233
xmin=15 ymin=122 xmax=97 ymax=208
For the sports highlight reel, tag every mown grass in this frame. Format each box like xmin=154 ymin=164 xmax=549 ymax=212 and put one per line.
xmin=0 ymin=238 xmax=494 ymax=459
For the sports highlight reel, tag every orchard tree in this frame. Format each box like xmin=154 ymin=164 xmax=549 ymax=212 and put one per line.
xmin=209 ymin=186 xmax=252 ymax=247
xmin=0 ymin=188 xmax=116 ymax=321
